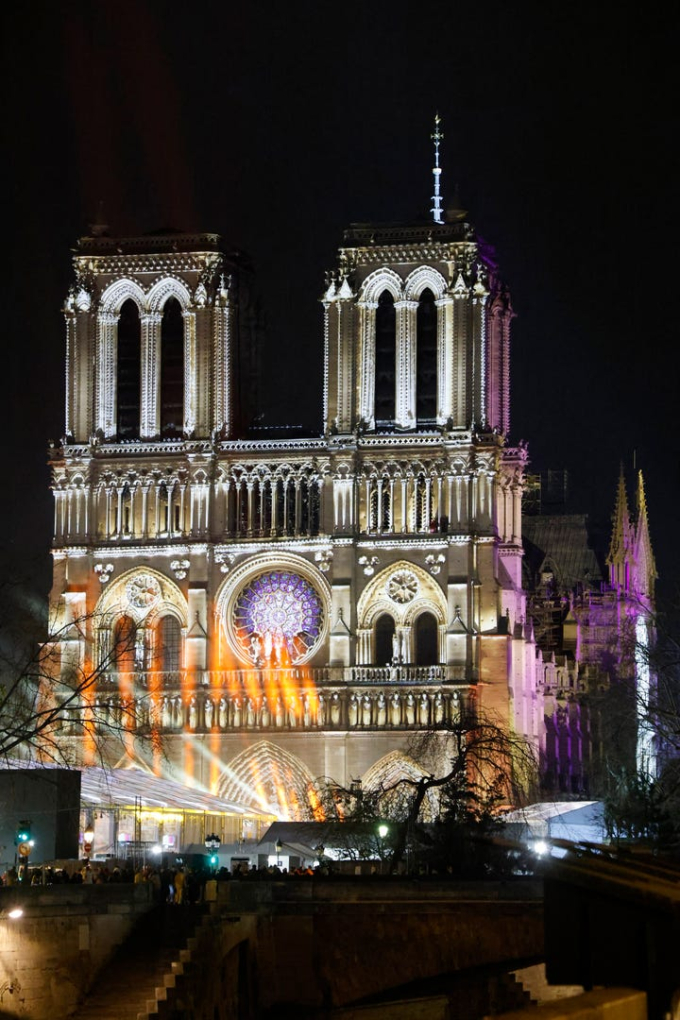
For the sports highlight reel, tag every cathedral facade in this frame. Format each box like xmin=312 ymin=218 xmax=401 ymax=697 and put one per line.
xmin=47 ymin=207 xmax=654 ymax=819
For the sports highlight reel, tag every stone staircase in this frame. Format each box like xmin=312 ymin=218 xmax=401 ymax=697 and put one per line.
xmin=71 ymin=902 xmax=211 ymax=1020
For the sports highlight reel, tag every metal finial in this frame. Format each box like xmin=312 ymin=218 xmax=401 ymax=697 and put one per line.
xmin=430 ymin=113 xmax=444 ymax=224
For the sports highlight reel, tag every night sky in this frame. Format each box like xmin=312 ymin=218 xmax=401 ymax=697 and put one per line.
xmin=4 ymin=3 xmax=679 ymax=618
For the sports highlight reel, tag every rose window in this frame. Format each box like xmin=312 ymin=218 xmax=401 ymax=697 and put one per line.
xmin=386 ymin=570 xmax=419 ymax=604
xmin=126 ymin=573 xmax=161 ymax=609
xmin=233 ymin=571 xmax=324 ymax=665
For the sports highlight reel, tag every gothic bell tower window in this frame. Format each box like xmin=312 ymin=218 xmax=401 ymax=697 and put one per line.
xmin=416 ymin=288 xmax=437 ymax=423
xmin=374 ymin=290 xmax=396 ymax=426
xmin=374 ymin=612 xmax=396 ymax=665
xmin=117 ymin=299 xmax=141 ymax=438
xmin=414 ymin=610 xmax=439 ymax=665
xmin=160 ymin=297 xmax=184 ymax=437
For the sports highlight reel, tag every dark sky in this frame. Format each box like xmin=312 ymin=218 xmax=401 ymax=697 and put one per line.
xmin=4 ymin=2 xmax=679 ymax=614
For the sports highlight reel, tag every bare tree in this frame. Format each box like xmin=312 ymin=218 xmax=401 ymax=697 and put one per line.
xmin=0 ymin=592 xmax=148 ymax=768
xmin=312 ymin=706 xmax=539 ymax=874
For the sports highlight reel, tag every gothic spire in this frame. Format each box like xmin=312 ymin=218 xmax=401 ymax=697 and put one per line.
xmin=634 ymin=469 xmax=657 ymax=591
xmin=607 ymin=465 xmax=631 ymax=568
xmin=430 ymin=113 xmax=444 ymax=224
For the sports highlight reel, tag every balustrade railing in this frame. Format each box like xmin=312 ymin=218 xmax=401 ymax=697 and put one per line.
xmin=84 ymin=666 xmax=473 ymax=735
xmin=101 ymin=664 xmax=468 ymax=689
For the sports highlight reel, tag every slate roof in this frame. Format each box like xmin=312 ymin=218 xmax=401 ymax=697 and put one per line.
xmin=523 ymin=515 xmax=604 ymax=592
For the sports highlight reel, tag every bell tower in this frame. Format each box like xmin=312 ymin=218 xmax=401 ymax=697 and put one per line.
xmin=320 ymin=118 xmax=531 ymax=738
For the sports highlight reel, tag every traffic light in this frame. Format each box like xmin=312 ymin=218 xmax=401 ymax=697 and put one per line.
xmin=15 ymin=822 xmax=31 ymax=845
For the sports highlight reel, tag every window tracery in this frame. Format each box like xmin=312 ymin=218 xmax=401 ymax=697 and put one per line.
xmin=233 ymin=570 xmax=324 ymax=666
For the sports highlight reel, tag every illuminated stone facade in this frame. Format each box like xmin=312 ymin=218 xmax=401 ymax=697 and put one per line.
xmin=47 ymin=218 xmax=655 ymax=818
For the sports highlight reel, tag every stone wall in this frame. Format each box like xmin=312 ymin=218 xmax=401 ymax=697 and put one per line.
xmin=222 ymin=879 xmax=544 ymax=1012
xmin=0 ymin=884 xmax=153 ymax=1019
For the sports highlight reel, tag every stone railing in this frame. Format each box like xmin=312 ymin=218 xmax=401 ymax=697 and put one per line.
xmin=100 ymin=664 xmax=468 ymax=689
xmin=85 ymin=668 xmax=473 ymax=734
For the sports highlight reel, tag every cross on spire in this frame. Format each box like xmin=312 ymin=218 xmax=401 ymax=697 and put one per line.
xmin=430 ymin=113 xmax=444 ymax=224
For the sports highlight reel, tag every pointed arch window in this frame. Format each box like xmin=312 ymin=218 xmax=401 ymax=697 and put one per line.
xmin=117 ymin=300 xmax=141 ymax=438
xmin=160 ymin=297 xmax=184 ymax=437
xmin=374 ymin=290 xmax=396 ymax=425
xmin=369 ymin=483 xmax=390 ymax=533
xmin=156 ymin=615 xmax=181 ymax=673
xmin=374 ymin=613 xmax=395 ymax=666
xmin=416 ymin=288 xmax=437 ymax=422
xmin=113 ymin=615 xmax=137 ymax=673
xmin=414 ymin=611 xmax=439 ymax=666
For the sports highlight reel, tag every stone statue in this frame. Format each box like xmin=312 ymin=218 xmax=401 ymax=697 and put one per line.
xmin=348 ymin=695 xmax=358 ymax=727
xmin=362 ymin=695 xmax=372 ymax=726
xmin=189 ymin=697 xmax=197 ymax=730
xmin=275 ymin=696 xmax=284 ymax=728
xmin=261 ymin=696 xmax=270 ymax=728
xmin=376 ymin=693 xmax=387 ymax=726
xmin=419 ymin=693 xmax=429 ymax=725
xmin=204 ymin=698 xmax=214 ymax=729
xmin=390 ymin=693 xmax=401 ymax=726
xmin=317 ymin=694 xmax=325 ymax=726
xmin=330 ymin=693 xmax=341 ymax=726
xmin=247 ymin=697 xmax=256 ymax=728
xmin=232 ymin=697 xmax=242 ymax=728
xmin=434 ymin=692 xmax=444 ymax=724
xmin=405 ymin=693 xmax=415 ymax=725
xmin=218 ymin=697 xmax=228 ymax=728
xmin=249 ymin=633 xmax=262 ymax=664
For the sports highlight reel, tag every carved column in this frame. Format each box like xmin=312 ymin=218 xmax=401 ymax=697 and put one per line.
xmin=140 ymin=312 xmax=161 ymax=438
xmin=64 ymin=310 xmax=76 ymax=440
xmin=214 ymin=285 xmax=234 ymax=436
xmin=270 ymin=478 xmax=279 ymax=536
xmin=294 ymin=478 xmax=302 ymax=535
xmin=395 ymin=300 xmax=417 ymax=429
xmin=358 ymin=300 xmax=377 ymax=428
xmin=471 ymin=282 xmax=488 ymax=429
xmin=246 ymin=480 xmax=255 ymax=537
xmin=96 ymin=312 xmax=117 ymax=438
xmin=436 ymin=296 xmax=453 ymax=424
xmin=183 ymin=310 xmax=197 ymax=435
xmin=451 ymin=276 xmax=469 ymax=428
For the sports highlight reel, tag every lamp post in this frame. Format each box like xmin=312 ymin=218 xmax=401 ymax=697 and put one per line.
xmin=83 ymin=826 xmax=94 ymax=859
xmin=205 ymin=832 xmax=221 ymax=871
xmin=377 ymin=823 xmax=389 ymax=874
xmin=275 ymin=839 xmax=283 ymax=867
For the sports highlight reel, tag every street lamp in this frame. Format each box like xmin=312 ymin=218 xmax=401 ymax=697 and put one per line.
xmin=83 ymin=827 xmax=95 ymax=858
xmin=275 ymin=839 xmax=283 ymax=866
xmin=205 ymin=832 xmax=221 ymax=869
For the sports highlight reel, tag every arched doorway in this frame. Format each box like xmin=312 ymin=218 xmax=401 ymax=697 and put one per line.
xmin=414 ymin=611 xmax=438 ymax=665
xmin=374 ymin=613 xmax=395 ymax=665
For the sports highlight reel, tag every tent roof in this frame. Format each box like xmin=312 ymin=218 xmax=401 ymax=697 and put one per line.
xmin=1 ymin=760 xmax=273 ymax=818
